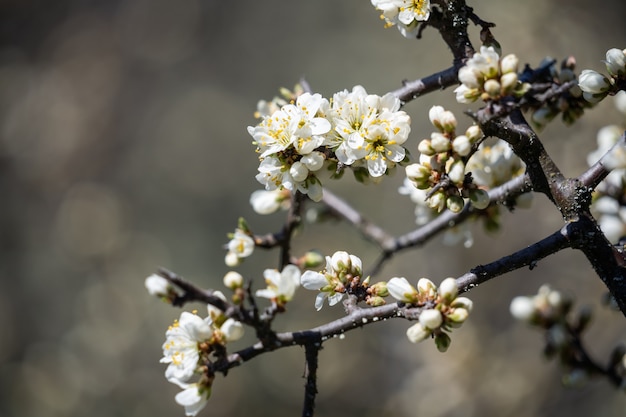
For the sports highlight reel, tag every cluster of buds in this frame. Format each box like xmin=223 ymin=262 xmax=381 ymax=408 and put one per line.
xmin=527 ymin=57 xmax=594 ymax=129
xmin=387 ymin=277 xmax=473 ymax=352
xmin=300 ymin=251 xmax=366 ymax=310
xmin=579 ymin=48 xmax=626 ymax=103
xmin=405 ymin=106 xmax=489 ymax=213
xmin=510 ymin=285 xmax=626 ymax=389
xmin=510 ymin=285 xmax=572 ymax=325
xmin=454 ymin=46 xmax=530 ymax=104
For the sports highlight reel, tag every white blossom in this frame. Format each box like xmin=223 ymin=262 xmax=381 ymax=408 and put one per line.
xmin=371 ymin=0 xmax=431 ymax=38
xmin=227 ymin=229 xmax=254 ymax=259
xmin=322 ymin=85 xmax=410 ymax=177
xmin=387 ymin=277 xmax=418 ymax=303
xmin=161 ymin=312 xmax=214 ymax=387
xmin=175 ymin=383 xmax=211 ymax=417
xmin=256 ymin=264 xmax=302 ymax=304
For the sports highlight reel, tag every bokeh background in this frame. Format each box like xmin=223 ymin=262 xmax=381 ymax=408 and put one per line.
xmin=1 ymin=1 xmax=625 ymax=416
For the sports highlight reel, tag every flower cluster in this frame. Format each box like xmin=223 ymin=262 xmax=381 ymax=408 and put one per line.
xmin=404 ymin=106 xmax=489 ymax=213
xmin=160 ymin=300 xmax=244 ymax=416
xmin=300 ymin=251 xmax=364 ymax=310
xmin=370 ymin=0 xmax=431 ymax=38
xmin=387 ymin=277 xmax=472 ymax=351
xmin=248 ymin=86 xmax=411 ymax=201
xmin=509 ymin=285 xmax=570 ymax=325
xmin=455 ymin=46 xmax=529 ymax=104
xmin=528 ymin=57 xmax=593 ymax=129
xmin=398 ymin=178 xmax=475 ymax=247
xmin=579 ymin=48 xmax=626 ymax=103
xmin=587 ymin=93 xmax=626 ymax=243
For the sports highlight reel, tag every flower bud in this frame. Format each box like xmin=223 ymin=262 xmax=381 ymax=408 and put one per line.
xmin=405 ymin=163 xmax=431 ymax=185
xmin=387 ymin=277 xmax=418 ymax=303
xmin=500 ymin=54 xmax=519 ymax=74
xmin=145 ymin=274 xmax=173 ymax=298
xmin=330 ymin=251 xmax=351 ymax=272
xmin=301 ymin=250 xmax=325 ymax=269
xmin=469 ymin=188 xmax=490 ymax=210
xmin=418 ymin=139 xmax=435 ymax=156
xmin=500 ymin=72 xmax=519 ymax=94
xmin=417 ymin=278 xmax=437 ymax=297
xmin=458 ymin=66 xmax=480 ymax=88
xmin=221 ymin=318 xmax=244 ymax=342
xmin=406 ymin=323 xmax=430 ymax=343
xmin=452 ymin=135 xmax=472 ymax=156
xmin=451 ymin=297 xmax=473 ymax=312
xmin=438 ymin=277 xmax=459 ymax=302
xmin=448 ymin=160 xmax=466 ymax=185
xmin=368 ymin=281 xmax=389 ymax=297
xmin=484 ymin=79 xmax=501 ymax=98
xmin=430 ymin=132 xmax=451 ymax=153
xmin=578 ymin=69 xmax=611 ymax=94
xmin=605 ymin=48 xmax=626 ymax=77
xmin=510 ymin=296 xmax=535 ymax=321
xmin=290 ymin=161 xmax=309 ymax=182
xmin=223 ymin=271 xmax=243 ymax=290
xmin=225 ymin=251 xmax=242 ymax=267
xmin=446 ymin=195 xmax=465 ymax=213
xmin=429 ymin=105 xmax=457 ymax=133
xmin=465 ymin=125 xmax=483 ymax=143
xmin=447 ymin=307 xmax=469 ymax=324
xmin=301 ymin=151 xmax=325 ymax=172
xmin=427 ymin=191 xmax=447 ymax=212
xmin=366 ymin=295 xmax=386 ymax=307
xmin=420 ymin=309 xmax=443 ymax=329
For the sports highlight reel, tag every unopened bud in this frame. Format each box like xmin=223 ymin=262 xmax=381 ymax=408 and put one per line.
xmin=469 ymin=188 xmax=490 ymax=210
xmin=500 ymin=54 xmax=519 ymax=74
xmin=484 ymin=79 xmax=501 ymax=98
xmin=446 ymin=195 xmax=465 ymax=213
xmin=428 ymin=191 xmax=447 ymax=212
xmin=419 ymin=309 xmax=443 ymax=329
xmin=579 ymin=69 xmax=611 ymax=94
xmin=369 ymin=281 xmax=389 ymax=297
xmin=500 ymin=72 xmax=519 ymax=94
xmin=302 ymin=250 xmax=325 ymax=269
xmin=465 ymin=125 xmax=483 ymax=143
xmin=605 ymin=48 xmax=626 ymax=77
xmin=452 ymin=135 xmax=472 ymax=156
xmin=448 ymin=160 xmax=466 ymax=185
xmin=418 ymin=139 xmax=435 ymax=156
xmin=430 ymin=132 xmax=451 ymax=153
xmin=406 ymin=323 xmax=430 ymax=343
xmin=223 ymin=271 xmax=243 ymax=290
xmin=438 ymin=277 xmax=459 ymax=302
xmin=447 ymin=307 xmax=469 ymax=324
xmin=366 ymin=295 xmax=386 ymax=307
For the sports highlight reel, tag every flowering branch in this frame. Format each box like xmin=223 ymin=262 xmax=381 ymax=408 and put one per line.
xmin=145 ymin=2 xmax=626 ymax=415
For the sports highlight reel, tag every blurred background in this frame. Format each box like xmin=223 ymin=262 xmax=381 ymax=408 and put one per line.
xmin=0 ymin=0 xmax=625 ymax=416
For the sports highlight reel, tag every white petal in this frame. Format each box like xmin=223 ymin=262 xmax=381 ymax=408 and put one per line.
xmin=301 ymin=271 xmax=328 ymax=290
